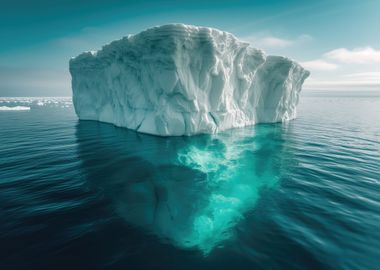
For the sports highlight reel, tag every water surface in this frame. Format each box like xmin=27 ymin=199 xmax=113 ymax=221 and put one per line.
xmin=0 ymin=92 xmax=379 ymax=269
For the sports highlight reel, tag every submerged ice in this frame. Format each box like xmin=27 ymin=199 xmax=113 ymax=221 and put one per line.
xmin=77 ymin=121 xmax=288 ymax=254
xmin=175 ymin=132 xmax=281 ymax=253
xmin=70 ymin=24 xmax=309 ymax=136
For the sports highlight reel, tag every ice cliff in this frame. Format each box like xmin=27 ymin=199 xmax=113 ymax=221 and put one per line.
xmin=70 ymin=24 xmax=309 ymax=136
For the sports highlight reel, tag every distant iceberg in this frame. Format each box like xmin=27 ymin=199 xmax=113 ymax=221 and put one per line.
xmin=70 ymin=24 xmax=309 ymax=136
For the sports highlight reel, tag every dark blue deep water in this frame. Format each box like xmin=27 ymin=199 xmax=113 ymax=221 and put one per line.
xmin=0 ymin=92 xmax=379 ymax=270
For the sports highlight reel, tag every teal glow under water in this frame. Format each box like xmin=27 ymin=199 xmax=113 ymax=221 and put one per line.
xmin=175 ymin=129 xmax=282 ymax=253
xmin=0 ymin=92 xmax=379 ymax=269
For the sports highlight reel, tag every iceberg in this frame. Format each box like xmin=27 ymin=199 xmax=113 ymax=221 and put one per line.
xmin=70 ymin=24 xmax=309 ymax=136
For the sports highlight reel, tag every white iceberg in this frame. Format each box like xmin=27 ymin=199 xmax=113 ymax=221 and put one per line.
xmin=70 ymin=24 xmax=309 ymax=136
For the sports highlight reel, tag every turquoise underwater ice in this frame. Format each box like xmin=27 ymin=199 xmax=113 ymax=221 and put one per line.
xmin=77 ymin=122 xmax=288 ymax=254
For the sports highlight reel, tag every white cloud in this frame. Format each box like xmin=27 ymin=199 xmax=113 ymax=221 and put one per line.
xmin=297 ymin=34 xmax=313 ymax=43
xmin=342 ymin=71 xmax=380 ymax=80
xmin=242 ymin=34 xmax=312 ymax=49
xmin=303 ymin=71 xmax=380 ymax=90
xmin=301 ymin=59 xmax=338 ymax=71
xmin=324 ymin=47 xmax=380 ymax=64
xmin=254 ymin=37 xmax=293 ymax=48
xmin=303 ymin=79 xmax=380 ymax=90
xmin=301 ymin=46 xmax=380 ymax=90
xmin=303 ymin=77 xmax=380 ymax=90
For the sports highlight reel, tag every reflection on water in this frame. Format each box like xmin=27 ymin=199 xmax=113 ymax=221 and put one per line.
xmin=76 ymin=121 xmax=291 ymax=254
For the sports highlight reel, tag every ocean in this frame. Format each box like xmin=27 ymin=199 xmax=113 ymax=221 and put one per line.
xmin=0 ymin=92 xmax=379 ymax=270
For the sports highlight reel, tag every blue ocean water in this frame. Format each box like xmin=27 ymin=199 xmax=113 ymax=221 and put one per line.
xmin=0 ymin=92 xmax=379 ymax=270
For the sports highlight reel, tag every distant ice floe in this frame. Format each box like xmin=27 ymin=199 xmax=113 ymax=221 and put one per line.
xmin=0 ymin=97 xmax=72 ymax=110
xmin=0 ymin=106 xmax=31 ymax=111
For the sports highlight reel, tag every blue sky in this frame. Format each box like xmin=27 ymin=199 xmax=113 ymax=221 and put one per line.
xmin=1 ymin=0 xmax=379 ymax=96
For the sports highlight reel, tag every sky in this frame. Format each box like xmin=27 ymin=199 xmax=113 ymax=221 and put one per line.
xmin=0 ymin=0 xmax=379 ymax=96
